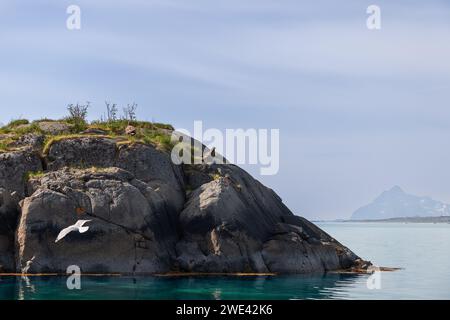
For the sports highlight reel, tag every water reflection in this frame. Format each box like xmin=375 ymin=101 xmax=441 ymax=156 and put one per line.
xmin=0 ymin=273 xmax=368 ymax=300
xmin=18 ymin=276 xmax=36 ymax=300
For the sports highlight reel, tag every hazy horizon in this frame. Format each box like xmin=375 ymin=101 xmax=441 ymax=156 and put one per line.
xmin=1 ymin=0 xmax=450 ymax=219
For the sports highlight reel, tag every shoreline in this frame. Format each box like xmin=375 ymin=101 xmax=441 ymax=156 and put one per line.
xmin=314 ymin=216 xmax=450 ymax=224
xmin=0 ymin=268 xmax=400 ymax=277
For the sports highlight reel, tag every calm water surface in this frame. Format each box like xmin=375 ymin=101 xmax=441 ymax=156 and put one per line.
xmin=1 ymin=222 xmax=449 ymax=300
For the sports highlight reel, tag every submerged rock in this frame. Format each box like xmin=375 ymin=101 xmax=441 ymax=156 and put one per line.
xmin=1 ymin=135 xmax=367 ymax=274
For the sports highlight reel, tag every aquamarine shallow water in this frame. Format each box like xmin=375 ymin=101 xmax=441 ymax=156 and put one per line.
xmin=0 ymin=222 xmax=449 ymax=300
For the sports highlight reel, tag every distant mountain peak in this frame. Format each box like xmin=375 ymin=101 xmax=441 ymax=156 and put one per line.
xmin=351 ymin=187 xmax=450 ymax=220
xmin=389 ymin=185 xmax=404 ymax=193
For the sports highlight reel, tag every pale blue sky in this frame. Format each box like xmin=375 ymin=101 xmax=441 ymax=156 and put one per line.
xmin=1 ymin=0 xmax=450 ymax=219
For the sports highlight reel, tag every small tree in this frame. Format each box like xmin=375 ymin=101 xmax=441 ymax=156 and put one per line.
xmin=67 ymin=102 xmax=89 ymax=131
xmin=105 ymin=101 xmax=118 ymax=122
xmin=67 ymin=102 xmax=89 ymax=122
xmin=123 ymin=102 xmax=137 ymax=122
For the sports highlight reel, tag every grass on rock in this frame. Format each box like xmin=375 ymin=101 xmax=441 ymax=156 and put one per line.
xmin=0 ymin=117 xmax=175 ymax=155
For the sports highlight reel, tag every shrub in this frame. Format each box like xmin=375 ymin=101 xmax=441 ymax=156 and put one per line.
xmin=105 ymin=101 xmax=118 ymax=122
xmin=122 ymin=102 xmax=137 ymax=121
xmin=66 ymin=102 xmax=89 ymax=132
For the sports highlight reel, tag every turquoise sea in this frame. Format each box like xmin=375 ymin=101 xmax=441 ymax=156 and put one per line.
xmin=1 ymin=222 xmax=449 ymax=300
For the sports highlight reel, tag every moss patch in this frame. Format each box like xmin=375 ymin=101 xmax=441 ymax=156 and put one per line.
xmin=25 ymin=170 xmax=45 ymax=181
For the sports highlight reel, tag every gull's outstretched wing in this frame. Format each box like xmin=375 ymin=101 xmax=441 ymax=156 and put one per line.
xmin=55 ymin=226 xmax=76 ymax=243
xmin=55 ymin=220 xmax=92 ymax=243
xmin=74 ymin=220 xmax=92 ymax=228
xmin=75 ymin=220 xmax=91 ymax=233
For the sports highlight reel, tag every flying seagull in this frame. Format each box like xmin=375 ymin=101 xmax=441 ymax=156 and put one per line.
xmin=55 ymin=220 xmax=92 ymax=243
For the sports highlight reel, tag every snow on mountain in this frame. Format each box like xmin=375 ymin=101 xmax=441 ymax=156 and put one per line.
xmin=351 ymin=186 xmax=450 ymax=220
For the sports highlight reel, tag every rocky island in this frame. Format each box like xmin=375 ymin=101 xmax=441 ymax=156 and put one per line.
xmin=0 ymin=115 xmax=369 ymax=275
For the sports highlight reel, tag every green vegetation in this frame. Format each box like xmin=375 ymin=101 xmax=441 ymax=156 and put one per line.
xmin=0 ymin=102 xmax=175 ymax=155
xmin=114 ymin=131 xmax=175 ymax=153
xmin=152 ymin=123 xmax=174 ymax=130
xmin=25 ymin=170 xmax=45 ymax=181
xmin=142 ymin=132 xmax=174 ymax=152
xmin=0 ymin=141 xmax=9 ymax=152
xmin=91 ymin=119 xmax=174 ymax=134
xmin=210 ymin=173 xmax=222 ymax=181
xmin=14 ymin=122 xmax=43 ymax=135
xmin=0 ymin=134 xmax=22 ymax=152
xmin=33 ymin=118 xmax=59 ymax=123
xmin=65 ymin=102 xmax=90 ymax=132
xmin=8 ymin=119 xmax=29 ymax=128
xmin=0 ymin=119 xmax=31 ymax=135
xmin=0 ymin=120 xmax=42 ymax=136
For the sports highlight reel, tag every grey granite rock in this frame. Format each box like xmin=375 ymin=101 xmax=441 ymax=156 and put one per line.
xmin=17 ymin=168 xmax=177 ymax=273
xmin=176 ymin=164 xmax=359 ymax=273
xmin=37 ymin=121 xmax=73 ymax=135
xmin=0 ymin=149 xmax=43 ymax=271
xmin=1 ymin=136 xmax=366 ymax=274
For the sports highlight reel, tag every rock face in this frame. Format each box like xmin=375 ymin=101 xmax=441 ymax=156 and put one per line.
xmin=37 ymin=121 xmax=73 ymax=135
xmin=0 ymin=149 xmax=42 ymax=272
xmin=1 ymin=136 xmax=365 ymax=274
xmin=177 ymin=164 xmax=358 ymax=273
xmin=45 ymin=137 xmax=185 ymax=212
xmin=352 ymin=185 xmax=450 ymax=220
xmin=17 ymin=168 xmax=177 ymax=273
